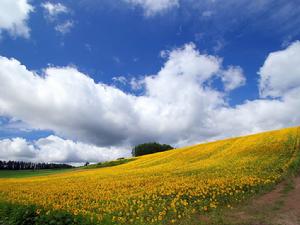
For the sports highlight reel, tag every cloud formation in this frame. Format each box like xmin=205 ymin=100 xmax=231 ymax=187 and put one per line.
xmin=41 ymin=2 xmax=73 ymax=35
xmin=259 ymin=41 xmax=300 ymax=98
xmin=221 ymin=66 xmax=246 ymax=92
xmin=0 ymin=43 xmax=243 ymax=147
xmin=41 ymin=2 xmax=69 ymax=20
xmin=0 ymin=0 xmax=33 ymax=38
xmin=0 ymin=41 xmax=300 ymax=162
xmin=0 ymin=136 xmax=128 ymax=163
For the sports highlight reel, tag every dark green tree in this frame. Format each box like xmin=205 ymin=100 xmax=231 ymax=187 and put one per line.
xmin=132 ymin=142 xmax=174 ymax=157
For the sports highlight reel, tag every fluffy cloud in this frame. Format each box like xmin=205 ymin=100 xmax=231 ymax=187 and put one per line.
xmin=0 ymin=43 xmax=242 ymax=148
xmin=0 ymin=59 xmax=132 ymax=146
xmin=0 ymin=138 xmax=35 ymax=161
xmin=0 ymin=0 xmax=33 ymax=38
xmin=1 ymin=41 xmax=300 ymax=163
xmin=259 ymin=41 xmax=300 ymax=98
xmin=0 ymin=136 xmax=127 ymax=163
xmin=213 ymin=41 xmax=300 ymax=137
xmin=221 ymin=66 xmax=246 ymax=92
xmin=124 ymin=0 xmax=179 ymax=16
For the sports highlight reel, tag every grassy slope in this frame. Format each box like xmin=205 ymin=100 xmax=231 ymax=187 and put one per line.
xmin=83 ymin=158 xmax=136 ymax=169
xmin=0 ymin=126 xmax=299 ymax=225
xmin=0 ymin=169 xmax=75 ymax=178
xmin=0 ymin=158 xmax=136 ymax=178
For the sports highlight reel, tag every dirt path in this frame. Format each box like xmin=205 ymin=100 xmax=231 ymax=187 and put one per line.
xmin=273 ymin=176 xmax=300 ymax=225
xmin=221 ymin=175 xmax=300 ymax=225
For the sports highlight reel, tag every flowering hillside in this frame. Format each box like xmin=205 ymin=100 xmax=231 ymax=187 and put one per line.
xmin=0 ymin=127 xmax=299 ymax=224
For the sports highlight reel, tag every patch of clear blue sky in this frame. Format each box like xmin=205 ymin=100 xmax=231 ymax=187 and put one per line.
xmin=0 ymin=117 xmax=53 ymax=140
xmin=0 ymin=0 xmax=299 ymax=140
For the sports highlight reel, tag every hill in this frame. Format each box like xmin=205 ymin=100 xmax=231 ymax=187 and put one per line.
xmin=0 ymin=126 xmax=299 ymax=225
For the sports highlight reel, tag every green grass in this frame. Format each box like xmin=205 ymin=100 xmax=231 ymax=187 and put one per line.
xmin=0 ymin=169 xmax=75 ymax=179
xmin=0 ymin=202 xmax=97 ymax=225
xmin=83 ymin=158 xmax=136 ymax=169
xmin=0 ymin=158 xmax=137 ymax=178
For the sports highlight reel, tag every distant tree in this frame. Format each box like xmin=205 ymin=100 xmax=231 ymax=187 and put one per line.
xmin=84 ymin=162 xmax=90 ymax=166
xmin=132 ymin=142 xmax=174 ymax=157
xmin=0 ymin=160 xmax=73 ymax=170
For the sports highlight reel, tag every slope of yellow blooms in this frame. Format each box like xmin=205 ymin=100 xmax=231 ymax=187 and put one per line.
xmin=0 ymin=127 xmax=299 ymax=224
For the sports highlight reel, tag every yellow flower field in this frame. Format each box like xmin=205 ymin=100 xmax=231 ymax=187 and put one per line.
xmin=0 ymin=127 xmax=300 ymax=224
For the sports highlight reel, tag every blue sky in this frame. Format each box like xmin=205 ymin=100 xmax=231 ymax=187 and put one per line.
xmin=0 ymin=0 xmax=300 ymax=163
xmin=1 ymin=1 xmax=298 ymax=97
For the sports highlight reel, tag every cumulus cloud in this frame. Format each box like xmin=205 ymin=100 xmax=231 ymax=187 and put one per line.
xmin=0 ymin=136 xmax=128 ymax=163
xmin=0 ymin=138 xmax=36 ymax=161
xmin=221 ymin=66 xmax=246 ymax=92
xmin=0 ymin=0 xmax=33 ymax=38
xmin=259 ymin=41 xmax=300 ymax=98
xmin=213 ymin=41 xmax=300 ymax=136
xmin=0 ymin=41 xmax=300 ymax=162
xmin=124 ymin=0 xmax=179 ymax=16
xmin=0 ymin=43 xmax=236 ymax=147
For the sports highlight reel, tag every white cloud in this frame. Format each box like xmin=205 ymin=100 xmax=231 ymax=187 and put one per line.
xmin=221 ymin=66 xmax=246 ymax=92
xmin=0 ymin=136 xmax=128 ymax=163
xmin=214 ymin=91 xmax=300 ymax=139
xmin=0 ymin=0 xmax=33 ymax=38
xmin=0 ymin=138 xmax=36 ymax=161
xmin=259 ymin=41 xmax=300 ymax=98
xmin=0 ymin=41 xmax=300 ymax=163
xmin=41 ymin=2 xmax=73 ymax=35
xmin=130 ymin=77 xmax=145 ymax=90
xmin=124 ymin=0 xmax=179 ymax=16
xmin=112 ymin=76 xmax=127 ymax=85
xmin=54 ymin=20 xmax=74 ymax=35
xmin=0 ymin=43 xmax=228 ymax=147
xmin=41 ymin=2 xmax=69 ymax=20
xmin=0 ymin=58 xmax=135 ymax=146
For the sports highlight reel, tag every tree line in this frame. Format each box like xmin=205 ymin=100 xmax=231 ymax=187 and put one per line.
xmin=0 ymin=160 xmax=73 ymax=170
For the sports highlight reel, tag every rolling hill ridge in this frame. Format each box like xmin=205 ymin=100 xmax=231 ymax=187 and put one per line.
xmin=0 ymin=126 xmax=300 ymax=225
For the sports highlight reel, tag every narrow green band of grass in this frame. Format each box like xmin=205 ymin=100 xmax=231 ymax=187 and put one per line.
xmin=84 ymin=158 xmax=136 ymax=169
xmin=0 ymin=169 xmax=75 ymax=179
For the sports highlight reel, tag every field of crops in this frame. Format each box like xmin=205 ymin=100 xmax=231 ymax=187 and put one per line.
xmin=0 ymin=127 xmax=299 ymax=224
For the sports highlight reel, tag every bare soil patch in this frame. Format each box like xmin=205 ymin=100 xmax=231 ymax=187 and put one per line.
xmin=221 ymin=175 xmax=300 ymax=225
